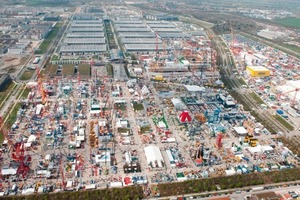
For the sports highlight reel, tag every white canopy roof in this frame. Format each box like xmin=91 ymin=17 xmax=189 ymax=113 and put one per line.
xmin=144 ymin=145 xmax=164 ymax=168
xmin=1 ymin=168 xmax=17 ymax=175
xmin=184 ymin=85 xmax=205 ymax=92
xmin=233 ymin=126 xmax=248 ymax=135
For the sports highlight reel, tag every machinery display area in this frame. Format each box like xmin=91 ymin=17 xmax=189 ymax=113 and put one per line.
xmin=0 ymin=3 xmax=300 ymax=200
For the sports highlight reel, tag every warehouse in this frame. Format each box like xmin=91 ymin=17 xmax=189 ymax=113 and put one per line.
xmin=60 ymin=45 xmax=106 ymax=54
xmin=124 ymin=44 xmax=163 ymax=52
xmin=114 ymin=21 xmax=144 ymax=24
xmin=115 ymin=24 xmax=147 ymax=28
xmin=70 ymin=24 xmax=103 ymax=28
xmin=147 ymin=24 xmax=176 ymax=28
xmin=63 ymin=38 xmax=106 ymax=45
xmin=118 ymin=32 xmax=156 ymax=38
xmin=121 ymin=38 xmax=162 ymax=44
xmin=246 ymin=66 xmax=270 ymax=77
xmin=66 ymin=32 xmax=105 ymax=38
xmin=158 ymin=33 xmax=190 ymax=39
xmin=116 ymin=28 xmax=151 ymax=32
xmin=69 ymin=27 xmax=104 ymax=32
xmin=72 ymin=20 xmax=103 ymax=24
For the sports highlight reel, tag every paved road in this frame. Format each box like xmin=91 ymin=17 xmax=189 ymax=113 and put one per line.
xmin=113 ymin=63 xmax=128 ymax=81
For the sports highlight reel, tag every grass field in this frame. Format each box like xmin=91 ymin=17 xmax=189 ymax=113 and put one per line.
xmin=43 ymin=64 xmax=58 ymax=78
xmin=275 ymin=18 xmax=300 ymax=28
xmin=20 ymin=70 xmax=35 ymax=80
xmin=106 ymin=64 xmax=114 ymax=77
xmin=0 ymin=82 xmax=15 ymax=104
xmin=19 ymin=88 xmax=31 ymax=99
xmin=133 ymin=103 xmax=144 ymax=111
xmin=37 ymin=22 xmax=62 ymax=54
xmin=6 ymin=103 xmax=21 ymax=128
xmin=250 ymin=92 xmax=265 ymax=105
xmin=62 ymin=64 xmax=74 ymax=76
xmin=273 ymin=114 xmax=294 ymax=131
xmin=78 ymin=64 xmax=91 ymax=76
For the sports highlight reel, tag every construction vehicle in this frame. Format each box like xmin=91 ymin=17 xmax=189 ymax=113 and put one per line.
xmin=249 ymin=138 xmax=258 ymax=147
xmin=151 ymin=75 xmax=165 ymax=82
xmin=244 ymin=134 xmax=253 ymax=143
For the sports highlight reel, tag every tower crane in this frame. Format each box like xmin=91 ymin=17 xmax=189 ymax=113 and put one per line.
xmin=276 ymin=88 xmax=300 ymax=106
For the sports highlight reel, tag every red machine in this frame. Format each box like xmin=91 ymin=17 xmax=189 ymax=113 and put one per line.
xmin=11 ymin=142 xmax=31 ymax=178
xmin=216 ymin=133 xmax=223 ymax=150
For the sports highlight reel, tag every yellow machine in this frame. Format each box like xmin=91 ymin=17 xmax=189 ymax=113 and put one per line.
xmin=244 ymin=134 xmax=258 ymax=147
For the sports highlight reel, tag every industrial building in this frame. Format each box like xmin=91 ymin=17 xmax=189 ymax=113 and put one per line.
xmin=63 ymin=38 xmax=105 ymax=45
xmin=60 ymin=45 xmax=106 ymax=53
xmin=0 ymin=74 xmax=12 ymax=92
xmin=124 ymin=44 xmax=163 ymax=52
xmin=121 ymin=38 xmax=161 ymax=44
xmin=246 ymin=66 xmax=270 ymax=77
xmin=72 ymin=19 xmax=103 ymax=24
xmin=66 ymin=32 xmax=105 ymax=38
xmin=69 ymin=27 xmax=104 ymax=32
xmin=118 ymin=32 xmax=156 ymax=38
xmin=58 ymin=15 xmax=107 ymax=55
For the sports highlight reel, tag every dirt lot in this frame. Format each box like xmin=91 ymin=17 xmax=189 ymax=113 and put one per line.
xmin=0 ymin=55 xmax=29 ymax=74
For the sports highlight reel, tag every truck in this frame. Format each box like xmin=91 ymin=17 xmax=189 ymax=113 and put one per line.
xmin=33 ymin=57 xmax=41 ymax=64
xmin=251 ymin=186 xmax=264 ymax=192
xmin=151 ymin=75 xmax=165 ymax=82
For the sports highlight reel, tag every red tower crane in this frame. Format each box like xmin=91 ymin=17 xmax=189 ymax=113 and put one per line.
xmin=11 ymin=142 xmax=31 ymax=178
xmin=277 ymin=88 xmax=300 ymax=106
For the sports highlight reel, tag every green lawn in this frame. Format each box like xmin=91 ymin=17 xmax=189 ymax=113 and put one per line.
xmin=44 ymin=64 xmax=59 ymax=77
xmin=238 ymin=78 xmax=247 ymax=86
xmin=51 ymin=55 xmax=60 ymax=61
xmin=275 ymin=18 xmax=300 ymax=28
xmin=5 ymin=103 xmax=21 ymax=128
xmin=133 ymin=103 xmax=144 ymax=111
xmin=37 ymin=22 xmax=62 ymax=54
xmin=20 ymin=70 xmax=35 ymax=80
xmin=250 ymin=92 xmax=265 ymax=105
xmin=117 ymin=128 xmax=130 ymax=133
xmin=273 ymin=114 xmax=294 ymax=131
xmin=62 ymin=64 xmax=75 ymax=76
xmin=140 ymin=126 xmax=151 ymax=134
xmin=19 ymin=88 xmax=31 ymax=99
xmin=78 ymin=64 xmax=91 ymax=76
xmin=106 ymin=64 xmax=114 ymax=77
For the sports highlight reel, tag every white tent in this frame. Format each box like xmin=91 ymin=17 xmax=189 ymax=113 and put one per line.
xmin=233 ymin=126 xmax=248 ymax=136
xmin=248 ymin=146 xmax=262 ymax=154
xmin=28 ymin=135 xmax=36 ymax=143
xmin=141 ymin=85 xmax=149 ymax=95
xmin=1 ymin=168 xmax=17 ymax=176
xmin=144 ymin=145 xmax=164 ymax=168
xmin=110 ymin=182 xmax=123 ymax=188
xmin=261 ymin=145 xmax=273 ymax=152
